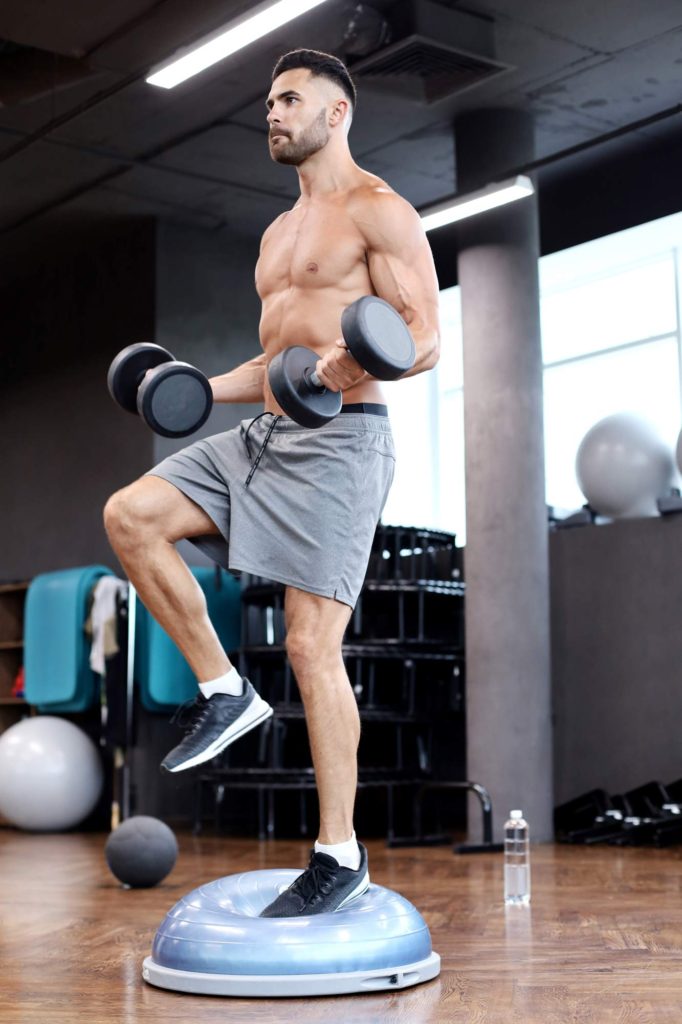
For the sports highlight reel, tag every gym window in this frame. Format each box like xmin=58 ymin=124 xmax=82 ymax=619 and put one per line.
xmin=382 ymin=211 xmax=682 ymax=544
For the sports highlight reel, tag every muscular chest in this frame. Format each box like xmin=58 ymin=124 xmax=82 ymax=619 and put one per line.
xmin=256 ymin=205 xmax=366 ymax=295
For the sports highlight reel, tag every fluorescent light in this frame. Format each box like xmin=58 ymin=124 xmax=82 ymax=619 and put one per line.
xmin=147 ymin=0 xmax=332 ymax=89
xmin=420 ymin=175 xmax=535 ymax=232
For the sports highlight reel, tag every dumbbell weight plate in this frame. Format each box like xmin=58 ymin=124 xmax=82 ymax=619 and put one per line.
xmin=341 ymin=296 xmax=415 ymax=380
xmin=137 ymin=362 xmax=213 ymax=438
xmin=269 ymin=346 xmax=342 ymax=428
xmin=107 ymin=343 xmax=175 ymax=414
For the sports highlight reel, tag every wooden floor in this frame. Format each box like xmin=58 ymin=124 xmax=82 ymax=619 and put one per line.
xmin=3 ymin=830 xmax=682 ymax=1023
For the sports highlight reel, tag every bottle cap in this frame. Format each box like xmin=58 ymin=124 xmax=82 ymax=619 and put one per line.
xmin=510 ymin=809 xmax=523 ymax=819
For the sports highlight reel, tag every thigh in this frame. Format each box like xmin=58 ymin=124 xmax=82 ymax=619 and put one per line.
xmin=120 ymin=475 xmax=222 ymax=543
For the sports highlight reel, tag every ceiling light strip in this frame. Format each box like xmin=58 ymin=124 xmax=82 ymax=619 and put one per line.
xmin=420 ymin=175 xmax=535 ymax=231
xmin=147 ymin=0 xmax=331 ymax=89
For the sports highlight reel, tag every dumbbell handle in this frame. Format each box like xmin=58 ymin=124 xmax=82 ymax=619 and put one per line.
xmin=268 ymin=296 xmax=415 ymax=428
xmin=304 ymin=366 xmax=327 ymax=394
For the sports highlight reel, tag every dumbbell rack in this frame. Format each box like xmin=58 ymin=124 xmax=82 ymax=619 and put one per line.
xmin=193 ymin=525 xmax=469 ymax=842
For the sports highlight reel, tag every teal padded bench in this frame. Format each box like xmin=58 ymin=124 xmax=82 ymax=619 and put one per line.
xmin=24 ymin=565 xmax=114 ymax=712
xmin=134 ymin=567 xmax=242 ymax=711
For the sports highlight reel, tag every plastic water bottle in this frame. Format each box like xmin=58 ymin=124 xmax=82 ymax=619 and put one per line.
xmin=504 ymin=809 xmax=530 ymax=905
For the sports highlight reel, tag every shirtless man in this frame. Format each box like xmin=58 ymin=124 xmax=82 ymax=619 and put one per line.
xmin=103 ymin=48 xmax=440 ymax=917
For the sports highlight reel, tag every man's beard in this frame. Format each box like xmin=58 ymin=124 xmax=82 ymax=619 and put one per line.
xmin=269 ymin=108 xmax=330 ymax=166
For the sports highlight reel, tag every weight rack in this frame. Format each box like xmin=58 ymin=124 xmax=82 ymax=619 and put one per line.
xmin=193 ymin=524 xmax=479 ymax=843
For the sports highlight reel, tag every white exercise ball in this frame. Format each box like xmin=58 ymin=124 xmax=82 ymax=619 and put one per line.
xmin=0 ymin=716 xmax=103 ymax=831
xmin=576 ymin=412 xmax=674 ymax=518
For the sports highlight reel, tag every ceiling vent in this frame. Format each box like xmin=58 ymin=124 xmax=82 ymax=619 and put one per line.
xmin=347 ymin=1 xmax=512 ymax=105
xmin=0 ymin=39 xmax=94 ymax=108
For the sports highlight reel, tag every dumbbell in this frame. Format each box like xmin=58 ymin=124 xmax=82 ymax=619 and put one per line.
xmin=268 ymin=296 xmax=416 ymax=428
xmin=107 ymin=343 xmax=213 ymax=438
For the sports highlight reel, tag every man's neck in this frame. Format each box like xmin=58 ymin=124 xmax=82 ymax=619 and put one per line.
xmin=297 ymin=150 xmax=360 ymax=198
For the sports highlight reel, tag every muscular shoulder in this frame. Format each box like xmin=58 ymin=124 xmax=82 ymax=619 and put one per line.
xmin=259 ymin=209 xmax=290 ymax=252
xmin=348 ymin=182 xmax=423 ymax=251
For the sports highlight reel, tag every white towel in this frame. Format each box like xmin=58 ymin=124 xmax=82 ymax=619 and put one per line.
xmin=89 ymin=576 xmax=128 ymax=676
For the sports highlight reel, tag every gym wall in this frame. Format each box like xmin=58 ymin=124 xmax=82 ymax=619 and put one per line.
xmin=0 ymin=219 xmax=262 ymax=581
xmin=551 ymin=515 xmax=682 ymax=804
xmin=1 ymin=220 xmax=155 ymax=579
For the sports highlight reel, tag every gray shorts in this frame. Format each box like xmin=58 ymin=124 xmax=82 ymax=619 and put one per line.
xmin=144 ymin=409 xmax=396 ymax=608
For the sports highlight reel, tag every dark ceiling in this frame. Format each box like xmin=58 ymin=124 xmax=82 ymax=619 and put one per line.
xmin=1 ymin=0 xmax=681 ymax=279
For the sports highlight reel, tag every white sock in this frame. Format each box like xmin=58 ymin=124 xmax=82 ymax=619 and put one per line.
xmin=315 ymin=829 xmax=361 ymax=870
xmin=199 ymin=667 xmax=244 ymax=698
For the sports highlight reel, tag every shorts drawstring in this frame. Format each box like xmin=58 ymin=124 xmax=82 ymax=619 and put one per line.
xmin=243 ymin=412 xmax=282 ymax=488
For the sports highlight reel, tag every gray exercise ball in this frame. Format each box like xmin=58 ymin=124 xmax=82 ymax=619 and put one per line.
xmin=0 ymin=716 xmax=103 ymax=831
xmin=105 ymin=816 xmax=178 ymax=888
xmin=576 ymin=412 xmax=674 ymax=518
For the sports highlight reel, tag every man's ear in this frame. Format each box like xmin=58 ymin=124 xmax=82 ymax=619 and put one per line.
xmin=330 ymin=99 xmax=349 ymax=126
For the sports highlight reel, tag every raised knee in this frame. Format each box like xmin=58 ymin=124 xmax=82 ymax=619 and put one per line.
xmin=103 ymin=486 xmax=155 ymax=544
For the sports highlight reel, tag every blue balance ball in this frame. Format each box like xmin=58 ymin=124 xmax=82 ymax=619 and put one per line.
xmin=143 ymin=868 xmax=440 ymax=997
xmin=105 ymin=816 xmax=178 ymax=888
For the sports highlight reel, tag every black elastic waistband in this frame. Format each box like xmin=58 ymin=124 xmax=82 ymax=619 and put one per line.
xmin=339 ymin=403 xmax=388 ymax=416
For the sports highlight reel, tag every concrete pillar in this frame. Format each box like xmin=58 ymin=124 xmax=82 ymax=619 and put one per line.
xmin=454 ymin=109 xmax=553 ymax=842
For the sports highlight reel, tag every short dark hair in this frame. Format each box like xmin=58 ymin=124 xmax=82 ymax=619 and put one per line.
xmin=272 ymin=49 xmax=357 ymax=115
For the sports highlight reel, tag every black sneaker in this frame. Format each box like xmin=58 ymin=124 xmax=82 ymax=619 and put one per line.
xmin=259 ymin=843 xmax=370 ymax=917
xmin=160 ymin=679 xmax=273 ymax=773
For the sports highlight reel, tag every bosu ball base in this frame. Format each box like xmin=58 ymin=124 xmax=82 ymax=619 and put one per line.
xmin=142 ymin=868 xmax=441 ymax=998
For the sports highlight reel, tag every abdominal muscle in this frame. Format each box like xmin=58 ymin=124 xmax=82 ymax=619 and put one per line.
xmin=256 ymin=198 xmax=389 ymax=416
xmin=260 ymin=287 xmax=388 ymax=415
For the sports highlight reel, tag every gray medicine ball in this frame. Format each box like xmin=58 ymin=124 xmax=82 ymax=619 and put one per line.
xmin=105 ymin=815 xmax=178 ymax=888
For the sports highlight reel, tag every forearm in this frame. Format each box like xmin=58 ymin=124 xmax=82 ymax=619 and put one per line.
xmin=209 ymin=352 xmax=267 ymax=403
xmin=361 ymin=324 xmax=439 ymax=383
xmin=398 ymin=326 xmax=440 ymax=379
